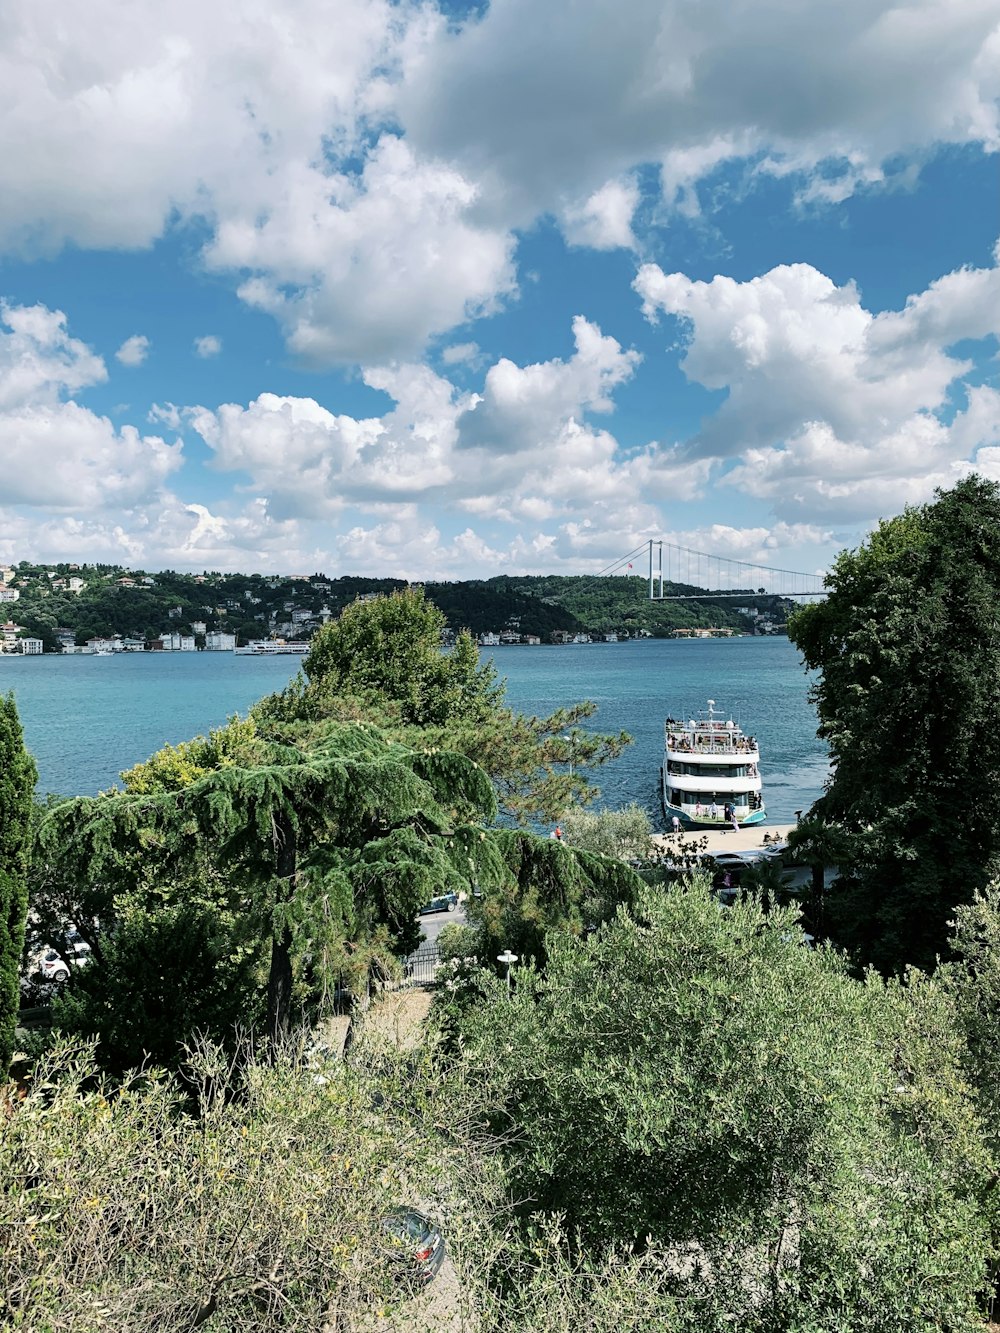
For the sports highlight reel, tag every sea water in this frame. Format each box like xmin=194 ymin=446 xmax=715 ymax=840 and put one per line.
xmin=0 ymin=636 xmax=827 ymax=824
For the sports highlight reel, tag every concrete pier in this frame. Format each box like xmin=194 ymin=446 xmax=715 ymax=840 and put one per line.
xmin=652 ymin=822 xmax=796 ymax=859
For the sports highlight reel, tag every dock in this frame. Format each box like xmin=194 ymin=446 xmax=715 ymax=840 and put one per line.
xmin=651 ymin=822 xmax=796 ymax=859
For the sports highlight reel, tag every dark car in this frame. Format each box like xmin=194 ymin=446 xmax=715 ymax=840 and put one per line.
xmin=418 ymin=892 xmax=458 ymax=915
xmin=382 ymin=1207 xmax=446 ymax=1286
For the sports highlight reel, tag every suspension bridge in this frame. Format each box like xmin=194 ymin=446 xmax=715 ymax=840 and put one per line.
xmin=598 ymin=540 xmax=827 ymax=601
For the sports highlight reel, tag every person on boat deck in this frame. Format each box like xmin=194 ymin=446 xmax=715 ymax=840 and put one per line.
xmin=709 ymin=801 xmax=719 ymax=821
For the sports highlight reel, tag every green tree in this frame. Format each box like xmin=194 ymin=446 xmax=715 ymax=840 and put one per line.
xmin=449 ymin=879 xmax=996 ymax=1330
xmin=784 ymin=815 xmax=853 ymax=938
xmin=463 ymin=829 xmax=642 ymax=972
xmin=557 ymin=802 xmax=653 ymax=861
xmin=53 ymin=900 xmax=264 ymax=1074
xmin=256 ymin=588 xmax=630 ymax=821
xmin=36 ymin=719 xmax=498 ymax=1046
xmin=0 ymin=693 xmax=37 ymax=1071
xmin=789 ymin=475 xmax=1000 ymax=972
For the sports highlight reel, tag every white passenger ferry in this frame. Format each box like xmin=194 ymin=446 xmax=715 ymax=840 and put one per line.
xmin=662 ymin=700 xmax=765 ymax=828
xmin=233 ymin=639 xmax=310 ymax=656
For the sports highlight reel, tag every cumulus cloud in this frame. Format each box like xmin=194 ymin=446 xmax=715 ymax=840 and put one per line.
xmin=561 ymin=177 xmax=640 ymax=250
xmin=185 ymin=316 xmax=718 ymax=569
xmin=2 ymin=0 xmax=997 ymax=365
xmin=0 ymin=493 xmax=314 ymax=573
xmin=206 ymin=137 xmax=517 ymax=364
xmin=194 ymin=334 xmax=222 ymax=358
xmin=457 ymin=316 xmax=641 ymax=453
xmin=635 ymin=247 xmax=1000 ymax=521
xmin=115 ymin=334 xmax=150 ymax=366
xmin=0 ymin=303 xmax=180 ymax=509
xmin=401 ymin=0 xmax=1000 ymax=223
xmin=0 ymin=300 xmax=105 ymax=409
xmin=0 ymin=0 xmax=403 ymax=254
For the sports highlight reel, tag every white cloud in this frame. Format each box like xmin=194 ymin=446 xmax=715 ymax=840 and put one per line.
xmin=561 ymin=177 xmax=639 ymax=250
xmin=0 ymin=493 xmax=312 ymax=572
xmin=148 ymin=402 xmax=183 ymax=430
xmin=635 ymin=248 xmax=1000 ymax=521
xmin=194 ymin=334 xmax=222 ymax=358
xmin=115 ymin=334 xmax=150 ymax=366
xmin=2 ymin=0 xmax=997 ymax=367
xmin=401 ymin=0 xmax=1000 ymax=223
xmin=0 ymin=303 xmax=179 ymax=509
xmin=0 ymin=0 xmax=404 ymax=254
xmin=206 ymin=136 xmax=517 ymax=364
xmin=440 ymin=341 xmax=481 ymax=367
xmin=187 ymin=316 xmax=711 ymax=552
xmin=457 ymin=315 xmax=641 ymax=453
xmin=0 ymin=300 xmax=106 ymax=409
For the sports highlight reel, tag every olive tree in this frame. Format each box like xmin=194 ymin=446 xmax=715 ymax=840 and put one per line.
xmin=448 ymin=879 xmax=996 ymax=1330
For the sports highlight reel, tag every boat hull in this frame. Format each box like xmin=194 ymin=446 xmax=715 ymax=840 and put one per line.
xmin=663 ymin=800 xmax=767 ymax=829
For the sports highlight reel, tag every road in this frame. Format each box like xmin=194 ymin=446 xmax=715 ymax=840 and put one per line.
xmin=416 ymin=902 xmax=467 ymax=947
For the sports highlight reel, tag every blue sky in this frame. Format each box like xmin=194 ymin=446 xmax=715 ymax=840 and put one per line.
xmin=1 ymin=0 xmax=998 ymax=581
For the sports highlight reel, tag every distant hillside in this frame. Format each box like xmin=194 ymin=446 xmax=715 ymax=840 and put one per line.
xmin=480 ymin=574 xmax=789 ymax=636
xmin=3 ymin=562 xmax=792 ymax=650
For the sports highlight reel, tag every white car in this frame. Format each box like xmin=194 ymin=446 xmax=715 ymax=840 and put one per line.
xmin=36 ymin=941 xmax=91 ymax=982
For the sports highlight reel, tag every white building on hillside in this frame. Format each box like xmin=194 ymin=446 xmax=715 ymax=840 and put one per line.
xmin=205 ymin=630 xmax=236 ymax=651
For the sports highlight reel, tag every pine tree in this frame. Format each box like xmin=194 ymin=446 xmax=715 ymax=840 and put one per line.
xmin=0 ymin=693 xmax=37 ymax=1072
xmin=37 ymin=720 xmax=503 ymax=1043
xmin=38 ymin=716 xmax=643 ymax=1050
xmin=256 ymin=588 xmax=631 ymax=821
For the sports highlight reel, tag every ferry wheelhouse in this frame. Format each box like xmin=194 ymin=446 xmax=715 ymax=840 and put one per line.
xmin=662 ymin=700 xmax=765 ymax=828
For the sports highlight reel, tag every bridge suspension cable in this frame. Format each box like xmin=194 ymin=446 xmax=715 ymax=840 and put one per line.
xmin=642 ymin=539 xmax=826 ymax=600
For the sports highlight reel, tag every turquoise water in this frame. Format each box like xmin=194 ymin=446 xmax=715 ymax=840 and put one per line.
xmin=0 ymin=637 xmax=827 ymax=824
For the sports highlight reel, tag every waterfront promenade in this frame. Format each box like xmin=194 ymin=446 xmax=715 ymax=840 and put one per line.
xmin=652 ymin=822 xmax=796 ymax=859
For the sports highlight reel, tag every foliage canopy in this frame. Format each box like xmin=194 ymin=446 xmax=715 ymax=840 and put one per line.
xmin=0 ymin=692 xmax=36 ymax=1072
xmin=789 ymin=475 xmax=1000 ymax=971
xmin=449 ymin=879 xmax=996 ymax=1330
xmin=255 ymin=588 xmax=631 ymax=821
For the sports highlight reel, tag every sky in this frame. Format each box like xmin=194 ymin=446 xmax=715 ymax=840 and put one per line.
xmin=1 ymin=0 xmax=998 ymax=582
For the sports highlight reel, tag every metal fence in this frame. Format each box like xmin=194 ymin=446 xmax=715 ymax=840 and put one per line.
xmin=402 ymin=942 xmax=440 ymax=987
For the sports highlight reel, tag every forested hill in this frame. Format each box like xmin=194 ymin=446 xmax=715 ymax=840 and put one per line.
xmin=3 ymin=561 xmax=791 ymax=649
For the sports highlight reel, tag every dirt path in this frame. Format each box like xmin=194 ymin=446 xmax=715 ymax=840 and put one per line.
xmin=362 ymin=987 xmax=433 ymax=1050
xmin=348 ymin=987 xmax=472 ymax=1332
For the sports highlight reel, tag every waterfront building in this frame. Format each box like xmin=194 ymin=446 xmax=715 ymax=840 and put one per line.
xmin=1 ymin=621 xmax=24 ymax=650
xmin=205 ymin=630 xmax=237 ymax=651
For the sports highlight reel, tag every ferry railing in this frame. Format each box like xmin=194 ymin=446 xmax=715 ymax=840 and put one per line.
xmin=665 ymin=737 xmax=758 ymax=757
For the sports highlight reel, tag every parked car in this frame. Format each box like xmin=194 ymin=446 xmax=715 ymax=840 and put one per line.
xmin=35 ymin=941 xmax=91 ymax=982
xmin=382 ymin=1207 xmax=446 ymax=1287
xmin=418 ymin=892 xmax=458 ymax=915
